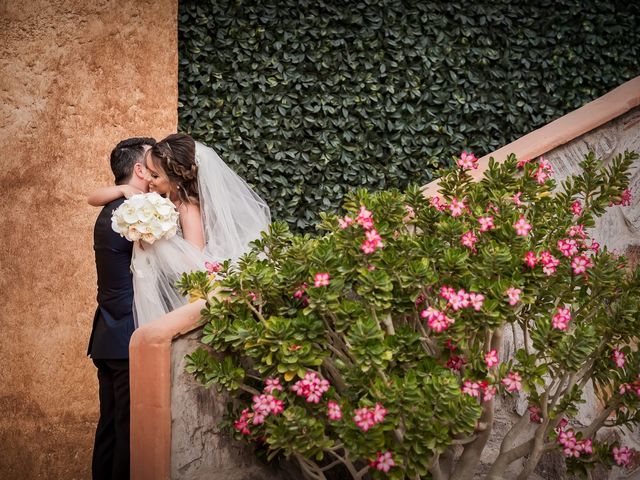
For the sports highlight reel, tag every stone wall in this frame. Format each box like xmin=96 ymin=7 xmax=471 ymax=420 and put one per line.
xmin=0 ymin=1 xmax=177 ymax=477
xmin=171 ymin=330 xmax=297 ymax=480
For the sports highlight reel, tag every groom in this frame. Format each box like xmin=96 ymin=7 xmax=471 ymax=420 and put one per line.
xmin=87 ymin=137 xmax=155 ymax=480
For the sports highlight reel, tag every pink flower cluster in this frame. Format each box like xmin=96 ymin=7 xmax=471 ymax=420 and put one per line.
xmin=440 ymin=286 xmax=484 ymax=311
xmin=234 ymin=408 xmax=252 ymax=435
xmin=558 ymin=428 xmax=593 ymax=458
xmin=552 ymin=307 xmax=571 ymax=331
xmin=533 ymin=157 xmax=553 ymax=184
xmin=446 ymin=354 xmax=466 ymax=371
xmin=205 ymin=261 xmax=221 ymax=274
xmin=327 ymin=401 xmax=342 ymax=420
xmin=370 ymin=451 xmax=396 ymax=472
xmin=557 ymin=238 xmax=579 ymax=257
xmin=421 ymin=307 xmax=455 ymax=332
xmin=619 ymin=376 xmax=640 ymax=396
xmin=430 ymin=195 xmax=447 ymax=212
xmin=502 ymin=372 xmax=522 ymax=393
xmin=291 ymin=372 xmax=330 ymax=403
xmin=511 ymin=191 xmax=524 ymax=206
xmin=362 ymin=228 xmax=384 ymax=254
xmin=252 ymin=393 xmax=285 ymax=425
xmin=264 ymin=377 xmax=283 ymax=394
xmin=478 ymin=216 xmax=495 ymax=232
xmin=462 ymin=379 xmax=496 ymax=402
xmin=293 ymin=283 xmax=309 ymax=305
xmin=612 ymin=349 xmax=626 ymax=369
xmin=610 ymin=189 xmax=633 ymax=207
xmin=528 ymin=405 xmax=542 ymax=423
xmin=353 ymin=403 xmax=387 ymax=432
xmin=525 ymin=250 xmax=561 ymax=275
xmin=612 ymin=445 xmax=635 ymax=466
xmin=340 ymin=205 xmax=384 ymax=254
xmin=457 ymin=151 xmax=478 ymax=170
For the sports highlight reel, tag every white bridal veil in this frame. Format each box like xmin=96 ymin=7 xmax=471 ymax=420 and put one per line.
xmin=131 ymin=142 xmax=271 ymax=327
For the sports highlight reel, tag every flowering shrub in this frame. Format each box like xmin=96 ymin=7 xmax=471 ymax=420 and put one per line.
xmin=180 ymin=151 xmax=639 ymax=479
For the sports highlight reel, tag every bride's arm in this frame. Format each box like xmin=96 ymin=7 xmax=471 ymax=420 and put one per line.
xmin=180 ymin=203 xmax=205 ymax=250
xmin=87 ymin=185 xmax=143 ymax=206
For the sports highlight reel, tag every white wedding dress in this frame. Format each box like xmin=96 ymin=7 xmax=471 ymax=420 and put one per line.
xmin=131 ymin=142 xmax=271 ymax=327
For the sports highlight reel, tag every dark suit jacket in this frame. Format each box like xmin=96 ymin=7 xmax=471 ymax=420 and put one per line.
xmin=87 ymin=197 xmax=135 ymax=359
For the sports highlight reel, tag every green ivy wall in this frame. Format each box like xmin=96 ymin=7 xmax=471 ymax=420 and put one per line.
xmin=178 ymin=0 xmax=639 ymax=231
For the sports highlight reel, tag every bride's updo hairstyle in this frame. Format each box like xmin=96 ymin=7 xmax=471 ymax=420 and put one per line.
xmin=149 ymin=133 xmax=199 ymax=204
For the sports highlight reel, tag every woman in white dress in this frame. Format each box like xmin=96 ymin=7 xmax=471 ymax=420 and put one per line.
xmin=88 ymin=134 xmax=271 ymax=326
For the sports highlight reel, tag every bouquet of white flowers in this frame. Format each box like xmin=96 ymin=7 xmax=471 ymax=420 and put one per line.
xmin=111 ymin=192 xmax=179 ymax=244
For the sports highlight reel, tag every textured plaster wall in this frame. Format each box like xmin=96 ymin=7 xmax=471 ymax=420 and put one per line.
xmin=0 ymin=0 xmax=177 ymax=478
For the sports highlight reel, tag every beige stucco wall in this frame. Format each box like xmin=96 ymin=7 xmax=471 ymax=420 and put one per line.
xmin=0 ymin=0 xmax=177 ymax=478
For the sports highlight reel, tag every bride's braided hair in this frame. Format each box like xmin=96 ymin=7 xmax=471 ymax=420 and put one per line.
xmin=149 ymin=133 xmax=199 ymax=204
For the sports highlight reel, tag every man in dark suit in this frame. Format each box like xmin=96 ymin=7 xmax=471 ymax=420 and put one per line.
xmin=88 ymin=137 xmax=155 ymax=480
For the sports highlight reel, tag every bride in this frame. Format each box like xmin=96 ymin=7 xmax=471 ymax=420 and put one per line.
xmin=88 ymin=134 xmax=271 ymax=327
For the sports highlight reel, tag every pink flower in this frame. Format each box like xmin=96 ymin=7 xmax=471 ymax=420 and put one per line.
xmin=251 ymin=394 xmax=285 ymax=424
xmin=461 ymin=230 xmax=478 ymax=250
xmin=506 ymin=287 xmax=522 ymax=306
xmin=233 ymin=408 xmax=252 ymax=435
xmin=293 ymin=283 xmax=308 ymax=299
xmin=469 ymin=292 xmax=484 ymax=311
xmin=264 ymin=377 xmax=283 ymax=394
xmin=457 ymin=151 xmax=478 ymax=170
xmin=446 ymin=355 xmax=466 ymax=371
xmin=620 ymin=189 xmax=632 ymax=206
xmin=533 ymin=157 xmax=553 ymax=184
xmin=557 ymin=238 xmax=579 ymax=257
xmin=462 ymin=380 xmax=481 ymax=397
xmin=514 ymin=216 xmax=532 ymax=236
xmin=482 ymin=383 xmax=497 ymax=402
xmin=205 ymin=261 xmax=221 ymax=274
xmin=502 ymin=372 xmax=522 ymax=392
xmin=571 ymin=255 xmax=592 ymax=275
xmin=511 ymin=192 xmax=523 ymax=206
xmin=291 ymin=372 xmax=330 ymax=403
xmin=361 ymin=229 xmax=384 ymax=254
xmin=478 ymin=216 xmax=495 ymax=232
xmin=567 ymin=224 xmax=587 ymax=239
xmin=589 ymin=241 xmax=600 ymax=253
xmin=524 ymin=251 xmax=538 ymax=268
xmin=430 ymin=196 xmax=447 ymax=212
xmin=439 ymin=285 xmax=456 ymax=301
xmin=371 ymin=451 xmax=396 ymax=473
xmin=540 ymin=250 xmax=560 ymax=276
xmin=571 ymin=200 xmax=583 ymax=216
xmin=579 ymin=439 xmax=593 ymax=455
xmin=449 ymin=197 xmax=466 ymax=217
xmin=356 ymin=206 xmax=374 ymax=230
xmin=484 ymin=349 xmax=499 ymax=368
xmin=528 ymin=405 xmax=542 ymax=423
xmin=327 ymin=401 xmax=342 ymax=420
xmin=613 ymin=349 xmax=625 ymax=369
xmin=517 ymin=158 xmax=531 ymax=168
xmin=426 ymin=310 xmax=454 ymax=333
xmin=449 ymin=289 xmax=470 ymax=311
xmin=314 ymin=272 xmax=330 ymax=287
xmin=338 ymin=215 xmax=353 ymax=229
xmin=552 ymin=307 xmax=571 ymax=331
xmin=613 ymin=446 xmax=635 ymax=467
xmin=353 ymin=403 xmax=387 ymax=431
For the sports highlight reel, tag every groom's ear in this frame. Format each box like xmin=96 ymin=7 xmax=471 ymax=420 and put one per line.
xmin=133 ymin=162 xmax=147 ymax=180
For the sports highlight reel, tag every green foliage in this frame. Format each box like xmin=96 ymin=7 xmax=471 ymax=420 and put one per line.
xmin=184 ymin=150 xmax=640 ymax=478
xmin=178 ymin=0 xmax=640 ymax=231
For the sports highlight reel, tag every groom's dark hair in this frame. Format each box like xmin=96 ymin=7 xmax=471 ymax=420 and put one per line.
xmin=110 ymin=137 xmax=156 ymax=185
